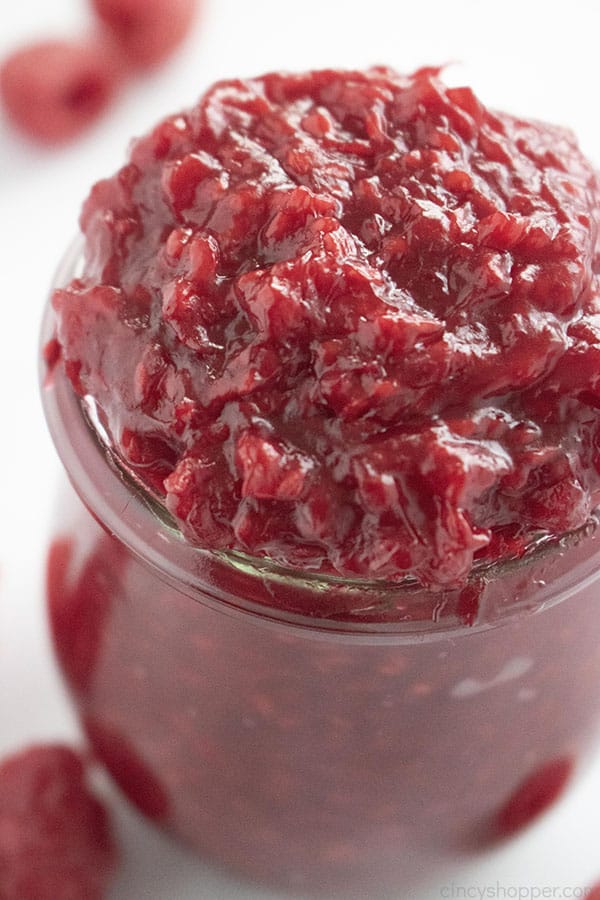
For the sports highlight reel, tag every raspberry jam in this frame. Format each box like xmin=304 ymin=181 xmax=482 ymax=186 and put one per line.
xmin=42 ymin=68 xmax=600 ymax=892
xmin=41 ymin=374 xmax=600 ymax=892
xmin=50 ymin=67 xmax=600 ymax=588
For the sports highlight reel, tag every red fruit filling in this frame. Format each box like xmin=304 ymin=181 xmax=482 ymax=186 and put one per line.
xmin=0 ymin=745 xmax=117 ymax=900
xmin=51 ymin=67 xmax=600 ymax=586
xmin=45 ymin=506 xmax=600 ymax=890
xmin=0 ymin=40 xmax=121 ymax=145
xmin=91 ymin=0 xmax=199 ymax=69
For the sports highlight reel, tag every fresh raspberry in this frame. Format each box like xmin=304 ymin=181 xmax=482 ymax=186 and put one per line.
xmin=91 ymin=0 xmax=199 ymax=69
xmin=84 ymin=718 xmax=169 ymax=821
xmin=494 ymin=756 xmax=574 ymax=837
xmin=0 ymin=39 xmax=121 ymax=145
xmin=587 ymin=886 xmax=600 ymax=900
xmin=0 ymin=744 xmax=117 ymax=899
xmin=47 ymin=535 xmax=127 ymax=693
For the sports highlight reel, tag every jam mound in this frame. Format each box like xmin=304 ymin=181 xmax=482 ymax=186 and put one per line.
xmin=52 ymin=67 xmax=600 ymax=586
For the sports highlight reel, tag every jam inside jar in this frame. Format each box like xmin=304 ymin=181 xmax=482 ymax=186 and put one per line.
xmin=42 ymin=252 xmax=600 ymax=895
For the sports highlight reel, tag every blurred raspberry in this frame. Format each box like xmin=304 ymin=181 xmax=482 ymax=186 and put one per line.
xmin=47 ymin=535 xmax=127 ymax=693
xmin=0 ymin=744 xmax=117 ymax=899
xmin=494 ymin=756 xmax=574 ymax=837
xmin=84 ymin=718 xmax=170 ymax=821
xmin=0 ymin=38 xmax=122 ymax=145
xmin=91 ymin=0 xmax=200 ymax=69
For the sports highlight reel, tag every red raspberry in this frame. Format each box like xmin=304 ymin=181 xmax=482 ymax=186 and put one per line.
xmin=587 ymin=887 xmax=600 ymax=900
xmin=0 ymin=744 xmax=117 ymax=899
xmin=494 ymin=756 xmax=573 ymax=837
xmin=47 ymin=534 xmax=130 ymax=693
xmin=84 ymin=717 xmax=169 ymax=821
xmin=91 ymin=0 xmax=199 ymax=69
xmin=0 ymin=39 xmax=121 ymax=145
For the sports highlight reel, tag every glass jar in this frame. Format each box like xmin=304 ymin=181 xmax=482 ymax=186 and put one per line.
xmin=41 ymin=248 xmax=600 ymax=895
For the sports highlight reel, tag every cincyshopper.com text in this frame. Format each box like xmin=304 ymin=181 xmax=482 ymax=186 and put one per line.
xmin=440 ymin=883 xmax=594 ymax=899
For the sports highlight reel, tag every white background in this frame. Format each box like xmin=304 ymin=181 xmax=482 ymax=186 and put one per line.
xmin=2 ymin=1 xmax=600 ymax=897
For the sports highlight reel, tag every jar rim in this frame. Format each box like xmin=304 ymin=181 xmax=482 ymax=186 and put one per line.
xmin=40 ymin=240 xmax=600 ymax=642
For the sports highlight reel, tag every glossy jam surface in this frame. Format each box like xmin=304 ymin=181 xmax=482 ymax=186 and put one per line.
xmin=50 ymin=67 xmax=600 ymax=586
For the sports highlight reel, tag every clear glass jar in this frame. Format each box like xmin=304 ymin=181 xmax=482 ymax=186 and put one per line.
xmin=41 ymin=249 xmax=600 ymax=894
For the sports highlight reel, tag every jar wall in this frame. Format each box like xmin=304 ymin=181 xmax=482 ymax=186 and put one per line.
xmin=46 ymin=479 xmax=600 ymax=894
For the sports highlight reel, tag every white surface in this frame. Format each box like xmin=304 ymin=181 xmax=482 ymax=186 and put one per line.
xmin=2 ymin=1 xmax=600 ymax=897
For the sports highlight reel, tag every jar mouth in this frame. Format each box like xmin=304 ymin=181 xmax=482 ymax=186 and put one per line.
xmin=40 ymin=241 xmax=600 ymax=641
xmin=76 ymin=381 xmax=576 ymax=595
